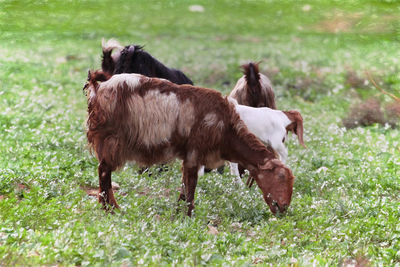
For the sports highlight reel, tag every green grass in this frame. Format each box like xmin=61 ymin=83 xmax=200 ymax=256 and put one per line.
xmin=1 ymin=0 xmax=400 ymax=265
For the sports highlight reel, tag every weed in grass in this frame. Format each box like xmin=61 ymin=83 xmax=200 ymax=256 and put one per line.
xmin=385 ymin=101 xmax=400 ymax=127
xmin=342 ymin=98 xmax=385 ymax=129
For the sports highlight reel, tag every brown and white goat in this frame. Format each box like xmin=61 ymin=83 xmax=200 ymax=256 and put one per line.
xmin=84 ymin=71 xmax=295 ymax=216
xmin=229 ymin=62 xmax=277 ymax=109
xmin=228 ymin=62 xmax=277 ymax=179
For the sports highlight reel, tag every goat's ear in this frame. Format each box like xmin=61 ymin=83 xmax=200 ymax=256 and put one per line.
xmin=87 ymin=70 xmax=92 ymax=80
xmin=93 ymin=70 xmax=111 ymax=82
xmin=259 ymin=159 xmax=281 ymax=171
xmin=284 ymin=110 xmax=307 ymax=148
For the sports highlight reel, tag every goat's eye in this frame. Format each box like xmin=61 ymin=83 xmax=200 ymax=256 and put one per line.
xmin=277 ymin=169 xmax=286 ymax=179
xmin=282 ymin=137 xmax=285 ymax=143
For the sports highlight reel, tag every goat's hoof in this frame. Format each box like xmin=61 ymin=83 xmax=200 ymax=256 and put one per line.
xmin=177 ymin=193 xmax=186 ymax=202
xmin=99 ymin=199 xmax=120 ymax=212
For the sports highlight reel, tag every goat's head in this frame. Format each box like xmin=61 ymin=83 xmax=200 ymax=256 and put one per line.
xmin=252 ymin=159 xmax=294 ymax=214
xmin=83 ymin=70 xmax=111 ymax=98
xmin=283 ymin=110 xmax=306 ymax=148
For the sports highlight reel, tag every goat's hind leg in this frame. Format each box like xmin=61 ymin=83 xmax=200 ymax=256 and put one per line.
xmin=180 ymin=162 xmax=199 ymax=217
xmin=98 ymin=160 xmax=120 ymax=210
xmin=229 ymin=162 xmax=244 ymax=185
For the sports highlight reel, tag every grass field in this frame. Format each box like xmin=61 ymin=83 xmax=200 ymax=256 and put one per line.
xmin=1 ymin=0 xmax=400 ymax=265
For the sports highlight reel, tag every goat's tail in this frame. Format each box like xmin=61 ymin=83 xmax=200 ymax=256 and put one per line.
xmin=241 ymin=62 xmax=261 ymax=89
xmin=101 ymin=38 xmax=123 ymax=75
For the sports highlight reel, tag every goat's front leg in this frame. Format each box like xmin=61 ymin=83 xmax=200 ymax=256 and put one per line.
xmin=197 ymin=166 xmax=205 ymax=177
xmin=180 ymin=162 xmax=199 ymax=217
xmin=98 ymin=160 xmax=119 ymax=209
xmin=229 ymin=162 xmax=244 ymax=185
xmin=246 ymin=176 xmax=255 ymax=188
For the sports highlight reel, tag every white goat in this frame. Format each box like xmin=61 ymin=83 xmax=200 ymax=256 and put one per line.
xmin=228 ymin=98 xmax=306 ymax=184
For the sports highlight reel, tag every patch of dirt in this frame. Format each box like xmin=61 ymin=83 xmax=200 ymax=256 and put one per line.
xmin=385 ymin=101 xmax=400 ymax=127
xmin=230 ymin=222 xmax=243 ymax=232
xmin=83 ymin=187 xmax=98 ymax=197
xmin=314 ymin=11 xmax=362 ymax=33
xmin=82 ymin=182 xmax=121 ymax=197
xmin=345 ymin=70 xmax=368 ymax=89
xmin=253 ymin=256 xmax=267 ymax=264
xmin=17 ymin=183 xmax=28 ymax=190
xmin=314 ymin=11 xmax=399 ymax=34
xmin=207 ymin=225 xmax=219 ymax=235
xmin=137 ymin=187 xmax=151 ymax=196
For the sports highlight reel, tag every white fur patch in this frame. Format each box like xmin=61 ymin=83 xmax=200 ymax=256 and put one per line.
xmin=125 ymin=90 xmax=182 ymax=147
xmin=203 ymin=113 xmax=224 ymax=130
xmin=96 ymin=74 xmax=144 ymax=113
xmin=202 ymin=113 xmax=224 ymax=130
xmin=103 ymin=73 xmax=143 ymax=91
xmin=177 ymin=100 xmax=195 ymax=137
xmin=203 ymin=113 xmax=218 ymax=127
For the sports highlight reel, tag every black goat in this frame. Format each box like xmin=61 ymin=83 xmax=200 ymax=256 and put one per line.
xmin=101 ymin=39 xmax=193 ymax=85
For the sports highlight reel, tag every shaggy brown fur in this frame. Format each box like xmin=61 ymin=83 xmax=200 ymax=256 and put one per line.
xmin=84 ymin=71 xmax=294 ymax=216
xmin=229 ymin=62 xmax=277 ymax=109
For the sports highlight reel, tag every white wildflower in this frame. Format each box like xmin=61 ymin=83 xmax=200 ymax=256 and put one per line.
xmin=189 ymin=5 xmax=204 ymax=12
